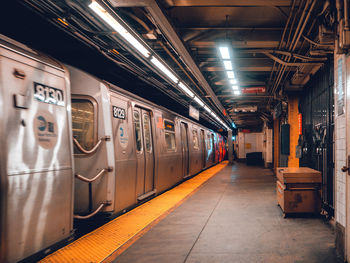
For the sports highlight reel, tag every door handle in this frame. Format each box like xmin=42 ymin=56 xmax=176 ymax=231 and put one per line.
xmin=342 ymin=166 xmax=349 ymax=172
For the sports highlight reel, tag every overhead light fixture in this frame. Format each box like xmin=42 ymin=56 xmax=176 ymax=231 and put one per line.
xmin=204 ymin=106 xmax=211 ymax=113
xmin=89 ymin=1 xmax=150 ymax=58
xmin=223 ymin=60 xmax=232 ymax=70
xmin=150 ymin=57 xmax=178 ymax=83
xmin=178 ymin=82 xmax=194 ymax=98
xmin=232 ymin=85 xmax=239 ymax=90
xmin=90 ymin=1 xmax=230 ymax=131
xmin=234 ymin=90 xmax=241 ymax=95
xmin=193 ymin=96 xmax=204 ymax=107
xmin=219 ymin=47 xmax=230 ymax=59
xmin=227 ymin=71 xmax=235 ymax=79
xmin=229 ymin=79 xmax=238 ymax=85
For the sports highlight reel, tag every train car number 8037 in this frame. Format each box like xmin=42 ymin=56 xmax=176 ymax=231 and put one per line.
xmin=33 ymin=82 xmax=64 ymax=106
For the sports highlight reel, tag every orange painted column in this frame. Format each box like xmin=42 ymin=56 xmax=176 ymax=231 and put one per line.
xmin=288 ymin=96 xmax=299 ymax=167
xmin=273 ymin=118 xmax=279 ymax=173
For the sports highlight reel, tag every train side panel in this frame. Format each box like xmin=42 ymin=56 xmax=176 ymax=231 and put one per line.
xmin=0 ymin=41 xmax=74 ymax=262
xmin=68 ymin=66 xmax=116 ymax=214
xmin=188 ymin=123 xmax=203 ymax=176
xmin=110 ymin=91 xmax=138 ymax=212
xmin=156 ymin=112 xmax=182 ymax=192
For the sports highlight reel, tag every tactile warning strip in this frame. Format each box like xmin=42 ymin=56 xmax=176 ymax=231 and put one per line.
xmin=40 ymin=161 xmax=228 ymax=263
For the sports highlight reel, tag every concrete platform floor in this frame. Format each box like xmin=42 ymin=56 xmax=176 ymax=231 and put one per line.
xmin=114 ymin=163 xmax=341 ymax=263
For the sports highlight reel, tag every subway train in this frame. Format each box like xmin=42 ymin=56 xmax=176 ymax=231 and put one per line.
xmin=0 ymin=35 xmax=226 ymax=262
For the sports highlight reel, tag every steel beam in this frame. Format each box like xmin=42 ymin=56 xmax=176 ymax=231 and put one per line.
xmin=165 ymin=0 xmax=293 ymax=7
xmin=109 ymin=0 xmax=232 ymax=123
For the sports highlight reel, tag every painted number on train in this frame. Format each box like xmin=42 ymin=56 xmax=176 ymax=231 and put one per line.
xmin=113 ymin=106 xmax=126 ymax=119
xmin=33 ymin=82 xmax=64 ymax=106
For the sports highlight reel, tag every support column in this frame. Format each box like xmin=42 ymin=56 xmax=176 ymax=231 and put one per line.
xmin=228 ymin=129 xmax=233 ymax=164
xmin=288 ymin=96 xmax=299 ymax=168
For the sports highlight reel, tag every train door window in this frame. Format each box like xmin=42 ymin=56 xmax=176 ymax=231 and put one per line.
xmin=207 ymin=134 xmax=211 ymax=150
xmin=71 ymin=98 xmax=96 ymax=153
xmin=143 ymin=113 xmax=152 ymax=153
xmin=164 ymin=120 xmax=176 ymax=151
xmin=192 ymin=129 xmax=199 ymax=150
xmin=133 ymin=110 xmax=143 ymax=152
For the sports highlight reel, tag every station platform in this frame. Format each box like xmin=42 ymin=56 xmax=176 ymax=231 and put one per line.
xmin=42 ymin=162 xmax=340 ymax=263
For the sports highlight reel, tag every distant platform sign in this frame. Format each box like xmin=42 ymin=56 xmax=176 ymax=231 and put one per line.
xmin=189 ymin=105 xmax=199 ymax=120
xmin=242 ymin=87 xmax=266 ymax=94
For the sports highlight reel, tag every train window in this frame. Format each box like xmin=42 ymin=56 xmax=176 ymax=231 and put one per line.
xmin=164 ymin=120 xmax=176 ymax=151
xmin=207 ymin=134 xmax=211 ymax=150
xmin=72 ymin=99 xmax=95 ymax=153
xmin=143 ymin=114 xmax=152 ymax=152
xmin=192 ymin=129 xmax=199 ymax=150
xmin=133 ymin=110 xmax=143 ymax=152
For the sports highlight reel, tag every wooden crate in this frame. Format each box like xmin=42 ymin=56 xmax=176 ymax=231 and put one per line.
xmin=276 ymin=167 xmax=322 ymax=216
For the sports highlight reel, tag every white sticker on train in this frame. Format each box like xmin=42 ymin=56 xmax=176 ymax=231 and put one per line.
xmin=118 ymin=123 xmax=129 ymax=149
xmin=33 ymin=110 xmax=58 ymax=149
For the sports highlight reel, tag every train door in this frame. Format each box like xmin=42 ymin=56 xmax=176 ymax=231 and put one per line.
xmin=180 ymin=122 xmax=189 ymax=177
xmin=211 ymin=133 xmax=215 ymax=162
xmin=200 ymin=129 xmax=206 ymax=168
xmin=134 ymin=107 xmax=155 ymax=200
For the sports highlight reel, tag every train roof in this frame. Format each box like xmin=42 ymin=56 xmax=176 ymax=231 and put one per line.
xmin=0 ymin=34 xmax=63 ymax=71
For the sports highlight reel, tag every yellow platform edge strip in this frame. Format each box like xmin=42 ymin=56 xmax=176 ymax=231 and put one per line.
xmin=40 ymin=161 xmax=228 ymax=263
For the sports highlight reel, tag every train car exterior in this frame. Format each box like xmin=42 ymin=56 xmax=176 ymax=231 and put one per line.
xmin=69 ymin=66 xmax=223 ymax=217
xmin=0 ymin=36 xmax=74 ymax=262
xmin=0 ymin=35 xmax=225 ymax=262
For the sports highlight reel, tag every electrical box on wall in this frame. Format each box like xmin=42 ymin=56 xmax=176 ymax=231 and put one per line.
xmin=281 ymin=124 xmax=290 ymax=155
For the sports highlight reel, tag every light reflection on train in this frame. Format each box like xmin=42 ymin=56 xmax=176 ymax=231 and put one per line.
xmin=0 ymin=35 xmax=226 ymax=262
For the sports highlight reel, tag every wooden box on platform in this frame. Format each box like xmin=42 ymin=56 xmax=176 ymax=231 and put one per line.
xmin=276 ymin=167 xmax=322 ymax=216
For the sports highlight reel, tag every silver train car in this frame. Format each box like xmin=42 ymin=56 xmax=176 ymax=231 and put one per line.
xmin=0 ymin=35 xmax=226 ymax=262
xmin=0 ymin=36 xmax=74 ymax=262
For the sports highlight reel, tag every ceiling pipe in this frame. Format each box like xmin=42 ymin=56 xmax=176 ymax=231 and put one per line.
xmin=272 ymin=0 xmax=311 ymax=92
xmin=270 ymin=0 xmax=306 ymax=92
xmin=302 ymin=35 xmax=334 ymax=47
xmin=267 ymin=0 xmax=296 ymax=89
xmin=263 ymin=52 xmax=324 ymax=66
xmin=270 ymin=0 xmax=316 ymax=100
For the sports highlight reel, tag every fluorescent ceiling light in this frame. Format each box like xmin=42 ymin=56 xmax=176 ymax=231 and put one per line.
xmin=223 ymin=60 xmax=232 ymax=70
xmin=232 ymin=85 xmax=239 ymax=90
xmin=229 ymin=79 xmax=238 ymax=85
xmin=227 ymin=71 xmax=235 ymax=79
xmin=193 ymin=96 xmax=204 ymax=107
xmin=234 ymin=90 xmax=241 ymax=95
xmin=219 ymin=47 xmax=230 ymax=59
xmin=204 ymin=105 xmax=212 ymax=113
xmin=150 ymin=57 xmax=178 ymax=83
xmin=89 ymin=1 xmax=150 ymax=58
xmin=178 ymin=82 xmax=194 ymax=98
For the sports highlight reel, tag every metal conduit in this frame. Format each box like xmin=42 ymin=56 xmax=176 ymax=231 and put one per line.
xmin=267 ymin=0 xmax=296 ymax=95
xmin=269 ymin=0 xmax=317 ymax=103
xmin=272 ymin=0 xmax=310 ymax=93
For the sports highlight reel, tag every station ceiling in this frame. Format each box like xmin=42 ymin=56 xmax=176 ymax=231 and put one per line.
xmin=1 ymin=0 xmax=334 ymax=132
